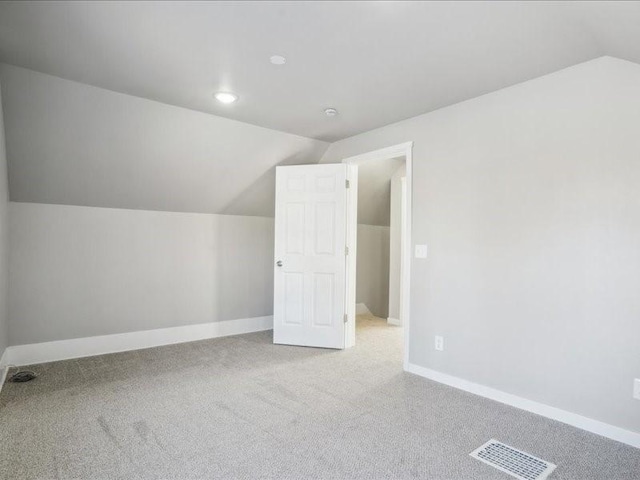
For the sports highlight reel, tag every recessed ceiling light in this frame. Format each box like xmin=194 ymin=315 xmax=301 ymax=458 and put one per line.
xmin=214 ymin=92 xmax=238 ymax=104
xmin=324 ymin=108 xmax=338 ymax=117
xmin=270 ymin=55 xmax=286 ymax=65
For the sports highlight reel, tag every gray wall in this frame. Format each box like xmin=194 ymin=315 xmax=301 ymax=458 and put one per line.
xmin=355 ymin=156 xmax=405 ymax=226
xmin=0 ymin=63 xmax=328 ymax=217
xmin=9 ymin=203 xmax=274 ymax=345
xmin=321 ymin=57 xmax=640 ymax=434
xmin=0 ymin=87 xmax=8 ymax=356
xmin=356 ymin=224 xmax=390 ymax=318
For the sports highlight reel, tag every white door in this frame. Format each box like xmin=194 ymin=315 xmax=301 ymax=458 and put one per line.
xmin=273 ymin=164 xmax=349 ymax=349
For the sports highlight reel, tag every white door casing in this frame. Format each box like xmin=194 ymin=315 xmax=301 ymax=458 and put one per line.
xmin=273 ymin=164 xmax=349 ymax=349
xmin=399 ymin=176 xmax=407 ymax=325
xmin=342 ymin=141 xmax=413 ymax=368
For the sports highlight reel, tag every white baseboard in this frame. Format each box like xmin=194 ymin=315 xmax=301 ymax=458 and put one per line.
xmin=0 ymin=366 xmax=7 ymax=395
xmin=356 ymin=303 xmax=371 ymax=315
xmin=0 ymin=347 xmax=8 ymax=369
xmin=387 ymin=317 xmax=402 ymax=326
xmin=0 ymin=348 xmax=9 ymax=395
xmin=4 ymin=316 xmax=273 ymax=367
xmin=406 ymin=363 xmax=640 ymax=449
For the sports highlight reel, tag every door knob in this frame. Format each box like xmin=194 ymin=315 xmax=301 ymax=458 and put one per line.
xmin=276 ymin=260 xmax=283 ymax=267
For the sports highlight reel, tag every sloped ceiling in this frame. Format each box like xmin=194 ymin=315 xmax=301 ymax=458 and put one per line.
xmin=2 ymin=2 xmax=640 ymax=142
xmin=0 ymin=64 xmax=328 ymax=215
xmin=356 ymin=157 xmax=405 ymax=227
xmin=1 ymin=2 xmax=640 ymax=216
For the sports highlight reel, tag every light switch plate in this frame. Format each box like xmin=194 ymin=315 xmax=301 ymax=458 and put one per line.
xmin=415 ymin=244 xmax=428 ymax=259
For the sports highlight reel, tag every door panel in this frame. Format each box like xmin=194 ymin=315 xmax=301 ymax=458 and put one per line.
xmin=285 ymin=203 xmax=305 ymax=254
xmin=314 ymin=202 xmax=336 ymax=254
xmin=312 ymin=273 xmax=334 ymax=327
xmin=273 ymin=164 xmax=348 ymax=349
xmin=283 ymin=273 xmax=304 ymax=325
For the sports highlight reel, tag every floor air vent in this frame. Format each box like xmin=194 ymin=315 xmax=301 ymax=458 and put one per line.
xmin=9 ymin=370 xmax=37 ymax=383
xmin=470 ymin=439 xmax=556 ymax=480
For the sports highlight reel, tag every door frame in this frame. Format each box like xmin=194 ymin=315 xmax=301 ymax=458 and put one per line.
xmin=342 ymin=141 xmax=413 ymax=369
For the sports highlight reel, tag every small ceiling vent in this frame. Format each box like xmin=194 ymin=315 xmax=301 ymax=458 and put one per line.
xmin=470 ymin=439 xmax=556 ymax=480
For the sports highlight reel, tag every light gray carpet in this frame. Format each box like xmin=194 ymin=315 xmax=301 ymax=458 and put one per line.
xmin=1 ymin=315 xmax=639 ymax=480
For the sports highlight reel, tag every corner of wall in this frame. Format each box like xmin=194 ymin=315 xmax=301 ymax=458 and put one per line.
xmin=0 ymin=79 xmax=10 ymax=363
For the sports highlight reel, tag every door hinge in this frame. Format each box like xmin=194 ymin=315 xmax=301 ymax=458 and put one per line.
xmin=343 ymin=313 xmax=348 ymax=323
xmin=345 ymin=246 xmax=349 ymax=256
xmin=345 ymin=179 xmax=350 ymax=189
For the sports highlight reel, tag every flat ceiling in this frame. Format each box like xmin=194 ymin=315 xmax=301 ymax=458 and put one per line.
xmin=1 ymin=1 xmax=639 ymax=142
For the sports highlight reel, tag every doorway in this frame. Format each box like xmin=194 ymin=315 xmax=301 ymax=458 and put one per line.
xmin=271 ymin=142 xmax=412 ymax=365
xmin=343 ymin=142 xmax=412 ymax=368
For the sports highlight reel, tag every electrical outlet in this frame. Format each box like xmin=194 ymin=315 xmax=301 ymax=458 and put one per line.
xmin=435 ymin=335 xmax=444 ymax=351
xmin=634 ymin=379 xmax=640 ymax=400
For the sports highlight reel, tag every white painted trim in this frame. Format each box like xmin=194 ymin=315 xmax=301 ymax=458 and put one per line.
xmin=0 ymin=348 xmax=9 ymax=395
xmin=342 ymin=141 xmax=413 ymax=368
xmin=344 ymin=164 xmax=359 ymax=348
xmin=387 ymin=317 xmax=402 ymax=326
xmin=341 ymin=142 xmax=413 ymax=165
xmin=403 ymin=144 xmax=412 ymax=371
xmin=398 ymin=177 xmax=407 ymax=327
xmin=4 ymin=316 xmax=273 ymax=367
xmin=0 ymin=347 xmax=8 ymax=369
xmin=406 ymin=362 xmax=640 ymax=449
xmin=0 ymin=366 xmax=7 ymax=396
